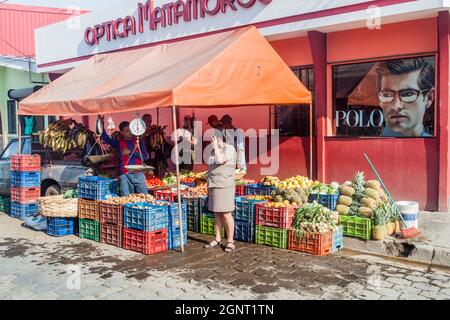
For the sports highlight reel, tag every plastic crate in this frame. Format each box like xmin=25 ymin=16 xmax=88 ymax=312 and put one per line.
xmin=199 ymin=196 xmax=215 ymax=218
xmin=47 ymin=217 xmax=77 ymax=237
xmin=168 ymin=226 xmax=188 ymax=250
xmin=100 ymin=223 xmax=122 ymax=247
xmin=255 ymin=225 xmax=288 ymax=249
xmin=245 ymin=184 xmax=276 ymax=197
xmin=10 ymin=154 xmax=40 ymax=172
xmin=10 ymin=202 xmax=39 ymax=220
xmin=234 ymin=219 xmax=254 ymax=243
xmin=79 ymin=218 xmax=100 ymax=241
xmin=308 ymin=193 xmax=339 ymax=211
xmin=255 ymin=203 xmax=295 ymax=229
xmin=99 ymin=202 xmax=123 ymax=225
xmin=10 ymin=187 xmax=40 ymax=204
xmin=235 ymin=197 xmax=268 ymax=223
xmin=165 ymin=202 xmax=187 ymax=231
xmin=78 ymin=176 xmax=118 ymax=201
xmin=0 ymin=196 xmax=11 ymax=214
xmin=122 ymin=227 xmax=168 ymax=255
xmin=155 ymin=189 xmax=187 ymax=202
xmin=187 ymin=213 xmax=199 ymax=233
xmin=288 ymin=229 xmax=333 ymax=256
xmin=235 ymin=185 xmax=246 ymax=197
xmin=339 ymin=215 xmax=373 ymax=240
xmin=182 ymin=196 xmax=201 ymax=232
xmin=11 ymin=171 xmax=41 ymax=188
xmin=78 ymin=198 xmax=100 ymax=221
xmin=332 ymin=226 xmax=344 ymax=253
xmin=200 ymin=216 xmax=224 ymax=236
xmin=123 ymin=202 xmax=168 ymax=232
xmin=181 ymin=181 xmax=196 ymax=188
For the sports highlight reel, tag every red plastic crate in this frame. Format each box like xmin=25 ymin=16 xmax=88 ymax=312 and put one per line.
xmin=99 ymin=202 xmax=123 ymax=225
xmin=78 ymin=198 xmax=100 ymax=221
xmin=155 ymin=190 xmax=187 ymax=202
xmin=122 ymin=227 xmax=168 ymax=255
xmin=100 ymin=223 xmax=122 ymax=248
xmin=10 ymin=154 xmax=41 ymax=172
xmin=255 ymin=203 xmax=296 ymax=229
xmin=10 ymin=187 xmax=40 ymax=204
xmin=287 ymin=229 xmax=333 ymax=256
xmin=235 ymin=185 xmax=246 ymax=196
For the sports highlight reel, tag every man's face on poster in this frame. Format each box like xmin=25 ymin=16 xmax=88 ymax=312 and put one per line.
xmin=379 ymin=70 xmax=434 ymax=137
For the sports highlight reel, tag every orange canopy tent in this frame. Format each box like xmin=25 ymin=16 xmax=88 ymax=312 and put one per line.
xmin=19 ymin=26 xmax=312 ymax=253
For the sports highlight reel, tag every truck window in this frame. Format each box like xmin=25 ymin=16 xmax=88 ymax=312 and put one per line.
xmin=0 ymin=139 xmax=31 ymax=160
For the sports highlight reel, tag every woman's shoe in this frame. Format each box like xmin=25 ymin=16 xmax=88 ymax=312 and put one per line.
xmin=204 ymin=240 xmax=222 ymax=249
xmin=225 ymin=242 xmax=236 ymax=253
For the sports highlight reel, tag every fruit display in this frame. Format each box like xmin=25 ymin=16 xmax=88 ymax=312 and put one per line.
xmin=38 ymin=119 xmax=94 ymax=154
xmin=235 ymin=179 xmax=256 ymax=186
xmin=292 ymin=202 xmax=339 ymax=238
xmin=272 ymin=175 xmax=314 ymax=190
xmin=261 ymin=176 xmax=280 ymax=187
xmin=259 ymin=201 xmax=299 ymax=209
xmin=308 ymin=182 xmax=339 ymax=195
xmin=180 ymin=177 xmax=196 ymax=184
xmin=145 ymin=175 xmax=164 ymax=188
xmin=145 ymin=125 xmax=167 ymax=150
xmin=163 ymin=175 xmax=177 ymax=186
xmin=271 ymin=187 xmax=308 ymax=207
xmin=102 ymin=194 xmax=156 ymax=205
xmin=184 ymin=184 xmax=208 ymax=197
xmin=244 ymin=195 xmax=271 ymax=201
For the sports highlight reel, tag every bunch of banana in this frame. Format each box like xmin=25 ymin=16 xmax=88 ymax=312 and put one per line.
xmin=38 ymin=119 xmax=94 ymax=154
xmin=147 ymin=125 xmax=167 ymax=150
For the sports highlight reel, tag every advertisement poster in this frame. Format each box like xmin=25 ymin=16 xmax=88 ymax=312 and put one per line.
xmin=333 ymin=56 xmax=435 ymax=138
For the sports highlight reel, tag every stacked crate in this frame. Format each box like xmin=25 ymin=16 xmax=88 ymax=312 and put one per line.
xmin=10 ymin=155 xmax=41 ymax=220
xmin=78 ymin=176 xmax=118 ymax=242
xmin=0 ymin=195 xmax=11 ymax=215
xmin=99 ymin=201 xmax=123 ymax=248
xmin=164 ymin=202 xmax=188 ymax=250
xmin=122 ymin=202 xmax=168 ymax=255
xmin=255 ymin=202 xmax=296 ymax=249
xmin=199 ymin=196 xmax=224 ymax=236
xmin=234 ymin=197 xmax=267 ymax=243
xmin=182 ymin=196 xmax=201 ymax=232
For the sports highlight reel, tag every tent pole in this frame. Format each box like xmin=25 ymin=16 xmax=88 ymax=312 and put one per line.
xmin=172 ymin=105 xmax=185 ymax=253
xmin=18 ymin=118 xmax=22 ymax=155
xmin=309 ymin=102 xmax=313 ymax=180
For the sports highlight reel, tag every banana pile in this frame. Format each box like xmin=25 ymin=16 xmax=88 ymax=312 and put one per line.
xmin=38 ymin=119 xmax=94 ymax=154
xmin=145 ymin=125 xmax=167 ymax=150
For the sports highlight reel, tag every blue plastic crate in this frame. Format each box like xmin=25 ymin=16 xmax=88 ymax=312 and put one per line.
xmin=181 ymin=182 xmax=196 ymax=188
xmin=234 ymin=219 xmax=254 ymax=243
xmin=235 ymin=197 xmax=267 ymax=223
xmin=123 ymin=202 xmax=168 ymax=231
xmin=78 ymin=176 xmax=118 ymax=201
xmin=199 ymin=196 xmax=215 ymax=218
xmin=308 ymin=193 xmax=339 ymax=211
xmin=47 ymin=217 xmax=78 ymax=237
xmin=10 ymin=202 xmax=38 ymax=220
xmin=245 ymin=184 xmax=276 ymax=197
xmin=168 ymin=226 xmax=188 ymax=250
xmin=332 ymin=226 xmax=344 ymax=253
xmin=164 ymin=202 xmax=187 ymax=231
xmin=11 ymin=171 xmax=41 ymax=187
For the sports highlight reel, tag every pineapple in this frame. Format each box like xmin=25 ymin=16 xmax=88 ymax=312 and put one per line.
xmin=338 ymin=195 xmax=353 ymax=207
xmin=358 ymin=206 xmax=373 ymax=218
xmin=372 ymin=206 xmax=387 ymax=240
xmin=336 ymin=204 xmax=350 ymax=215
xmin=361 ymin=197 xmax=377 ymax=209
xmin=364 ymin=188 xmax=380 ymax=201
xmin=365 ymin=180 xmax=381 ymax=190
xmin=339 ymin=185 xmax=355 ymax=197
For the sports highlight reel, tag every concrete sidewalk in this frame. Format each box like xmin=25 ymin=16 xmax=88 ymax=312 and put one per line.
xmin=344 ymin=211 xmax=450 ymax=268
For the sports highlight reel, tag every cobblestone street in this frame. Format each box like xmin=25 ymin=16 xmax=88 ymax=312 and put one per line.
xmin=1 ymin=214 xmax=450 ymax=300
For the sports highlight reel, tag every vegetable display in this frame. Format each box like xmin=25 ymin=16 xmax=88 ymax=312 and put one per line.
xmin=145 ymin=176 xmax=164 ymax=188
xmin=235 ymin=179 xmax=256 ymax=186
xmin=309 ymin=182 xmax=339 ymax=195
xmin=292 ymin=202 xmax=339 ymax=238
xmin=102 ymin=194 xmax=156 ymax=205
xmin=163 ymin=175 xmax=177 ymax=186
xmin=184 ymin=184 xmax=208 ymax=197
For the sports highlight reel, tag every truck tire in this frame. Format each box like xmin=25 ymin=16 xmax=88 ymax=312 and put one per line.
xmin=45 ymin=184 xmax=61 ymax=196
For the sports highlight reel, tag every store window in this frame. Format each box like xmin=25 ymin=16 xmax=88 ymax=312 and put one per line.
xmin=7 ymin=100 xmax=17 ymax=135
xmin=333 ymin=56 xmax=435 ymax=138
xmin=273 ymin=67 xmax=315 ymax=137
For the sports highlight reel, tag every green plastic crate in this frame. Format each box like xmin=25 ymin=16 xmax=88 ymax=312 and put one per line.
xmin=0 ymin=196 xmax=11 ymax=214
xmin=339 ymin=215 xmax=373 ymax=240
xmin=200 ymin=217 xmax=224 ymax=237
xmin=79 ymin=218 xmax=100 ymax=242
xmin=255 ymin=225 xmax=288 ymax=249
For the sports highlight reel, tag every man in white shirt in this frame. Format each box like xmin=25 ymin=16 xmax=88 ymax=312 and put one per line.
xmin=221 ymin=115 xmax=247 ymax=171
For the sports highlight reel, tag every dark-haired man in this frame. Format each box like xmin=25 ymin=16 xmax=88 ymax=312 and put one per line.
xmin=101 ymin=119 xmax=149 ymax=196
xmin=377 ymin=58 xmax=435 ymax=137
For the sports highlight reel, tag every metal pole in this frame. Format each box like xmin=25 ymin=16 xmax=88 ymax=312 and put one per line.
xmin=172 ymin=105 xmax=185 ymax=253
xmin=18 ymin=118 xmax=22 ymax=155
xmin=309 ymin=102 xmax=313 ymax=180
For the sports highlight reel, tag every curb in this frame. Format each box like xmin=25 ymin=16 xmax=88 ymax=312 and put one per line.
xmin=343 ymin=237 xmax=450 ymax=268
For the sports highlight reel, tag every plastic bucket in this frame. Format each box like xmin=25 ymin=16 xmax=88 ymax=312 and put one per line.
xmin=396 ymin=201 xmax=419 ymax=229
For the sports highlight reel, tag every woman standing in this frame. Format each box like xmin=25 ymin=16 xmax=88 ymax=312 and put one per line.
xmin=205 ymin=130 xmax=236 ymax=253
